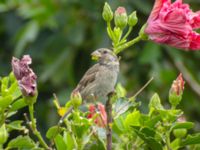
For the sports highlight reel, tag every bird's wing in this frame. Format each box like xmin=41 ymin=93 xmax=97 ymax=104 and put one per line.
xmin=74 ymin=63 xmax=100 ymax=92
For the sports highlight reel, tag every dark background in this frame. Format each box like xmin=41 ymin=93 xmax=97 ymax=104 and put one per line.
xmin=0 ymin=0 xmax=200 ymax=135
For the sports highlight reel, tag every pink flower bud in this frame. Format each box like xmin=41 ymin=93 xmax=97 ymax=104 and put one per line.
xmin=115 ymin=7 xmax=126 ymax=15
xmin=171 ymin=73 xmax=185 ymax=96
xmin=114 ymin=7 xmax=128 ymax=29
xmin=169 ymin=73 xmax=185 ymax=108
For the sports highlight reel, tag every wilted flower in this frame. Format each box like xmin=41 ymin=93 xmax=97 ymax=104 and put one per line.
xmin=12 ymin=55 xmax=37 ymax=97
xmin=114 ymin=7 xmax=128 ymax=29
xmin=87 ymin=103 xmax=107 ymax=127
xmin=169 ymin=73 xmax=185 ymax=108
xmin=145 ymin=0 xmax=200 ymax=50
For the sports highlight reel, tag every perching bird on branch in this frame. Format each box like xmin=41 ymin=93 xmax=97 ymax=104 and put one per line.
xmin=73 ymin=48 xmax=119 ymax=102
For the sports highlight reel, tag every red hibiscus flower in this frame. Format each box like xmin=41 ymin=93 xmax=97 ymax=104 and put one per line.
xmin=87 ymin=103 xmax=107 ymax=127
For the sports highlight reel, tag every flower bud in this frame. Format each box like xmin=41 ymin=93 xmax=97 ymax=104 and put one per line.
xmin=102 ymin=2 xmax=113 ymax=22
xmin=173 ymin=129 xmax=187 ymax=138
xmin=0 ymin=124 xmax=8 ymax=145
xmin=169 ymin=73 xmax=185 ymax=108
xmin=70 ymin=91 xmax=82 ymax=108
xmin=177 ymin=115 xmax=186 ymax=123
xmin=128 ymin=11 xmax=138 ymax=27
xmin=114 ymin=7 xmax=128 ymax=29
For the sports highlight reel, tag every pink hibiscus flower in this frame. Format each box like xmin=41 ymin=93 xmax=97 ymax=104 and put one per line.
xmin=145 ymin=0 xmax=200 ymax=50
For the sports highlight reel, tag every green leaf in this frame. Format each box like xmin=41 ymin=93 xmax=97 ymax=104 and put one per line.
xmin=140 ymin=127 xmax=156 ymax=137
xmin=8 ymin=81 xmax=21 ymax=100
xmin=72 ymin=112 xmax=90 ymax=138
xmin=170 ymin=122 xmax=194 ymax=132
xmin=113 ymin=115 xmax=127 ymax=134
xmin=181 ymin=133 xmax=200 ymax=146
xmin=10 ymin=98 xmax=27 ymax=111
xmin=114 ymin=97 xmax=135 ymax=118
xmin=124 ymin=110 xmax=141 ymax=129
xmin=7 ymin=136 xmax=36 ymax=149
xmin=7 ymin=120 xmax=25 ymax=131
xmin=54 ymin=134 xmax=67 ymax=150
xmin=116 ymin=83 xmax=127 ymax=98
xmin=63 ymin=131 xmax=74 ymax=150
xmin=158 ymin=109 xmax=182 ymax=122
xmin=149 ymin=93 xmax=163 ymax=111
xmin=46 ymin=126 xmax=60 ymax=139
xmin=83 ymin=137 xmax=106 ymax=150
xmin=133 ymin=127 xmax=163 ymax=150
xmin=0 ymin=95 xmax=13 ymax=109
xmin=1 ymin=77 xmax=9 ymax=96
xmin=170 ymin=138 xmax=181 ymax=150
xmin=145 ymin=115 xmax=161 ymax=128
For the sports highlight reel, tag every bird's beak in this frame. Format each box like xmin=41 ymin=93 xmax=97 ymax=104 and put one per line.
xmin=91 ymin=51 xmax=101 ymax=61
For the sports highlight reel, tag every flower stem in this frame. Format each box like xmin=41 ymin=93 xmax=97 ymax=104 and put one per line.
xmin=121 ymin=26 xmax=133 ymax=42
xmin=166 ymin=132 xmax=172 ymax=150
xmin=114 ymin=36 xmax=142 ymax=54
xmin=64 ymin=119 xmax=78 ymax=149
xmin=28 ymin=104 xmax=49 ymax=149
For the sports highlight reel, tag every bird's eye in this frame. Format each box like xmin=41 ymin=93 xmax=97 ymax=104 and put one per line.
xmin=103 ymin=50 xmax=108 ymax=54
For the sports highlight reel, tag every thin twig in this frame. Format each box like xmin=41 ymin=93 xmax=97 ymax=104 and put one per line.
xmin=106 ymin=92 xmax=113 ymax=150
xmin=114 ymin=77 xmax=154 ymax=117
xmin=131 ymin=77 xmax=154 ymax=98
xmin=53 ymin=93 xmax=60 ymax=108
xmin=24 ymin=113 xmax=32 ymax=130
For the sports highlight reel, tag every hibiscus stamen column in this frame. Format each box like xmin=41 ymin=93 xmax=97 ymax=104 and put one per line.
xmin=11 ymin=55 xmax=50 ymax=150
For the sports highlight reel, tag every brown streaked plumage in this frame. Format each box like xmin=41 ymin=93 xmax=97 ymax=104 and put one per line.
xmin=73 ymin=48 xmax=119 ymax=102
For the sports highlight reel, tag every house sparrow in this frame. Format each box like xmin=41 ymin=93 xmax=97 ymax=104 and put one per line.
xmin=73 ymin=48 xmax=119 ymax=102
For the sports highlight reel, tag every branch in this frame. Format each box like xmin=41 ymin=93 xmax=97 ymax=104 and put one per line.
xmin=106 ymin=92 xmax=113 ymax=150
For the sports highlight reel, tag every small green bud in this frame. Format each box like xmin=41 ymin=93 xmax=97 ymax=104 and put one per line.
xmin=0 ymin=124 xmax=8 ymax=145
xmin=149 ymin=93 xmax=163 ymax=110
xmin=173 ymin=129 xmax=187 ymax=138
xmin=128 ymin=11 xmax=138 ymax=27
xmin=70 ymin=91 xmax=82 ymax=108
xmin=102 ymin=2 xmax=113 ymax=22
xmin=169 ymin=74 xmax=185 ymax=108
xmin=114 ymin=7 xmax=128 ymax=29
